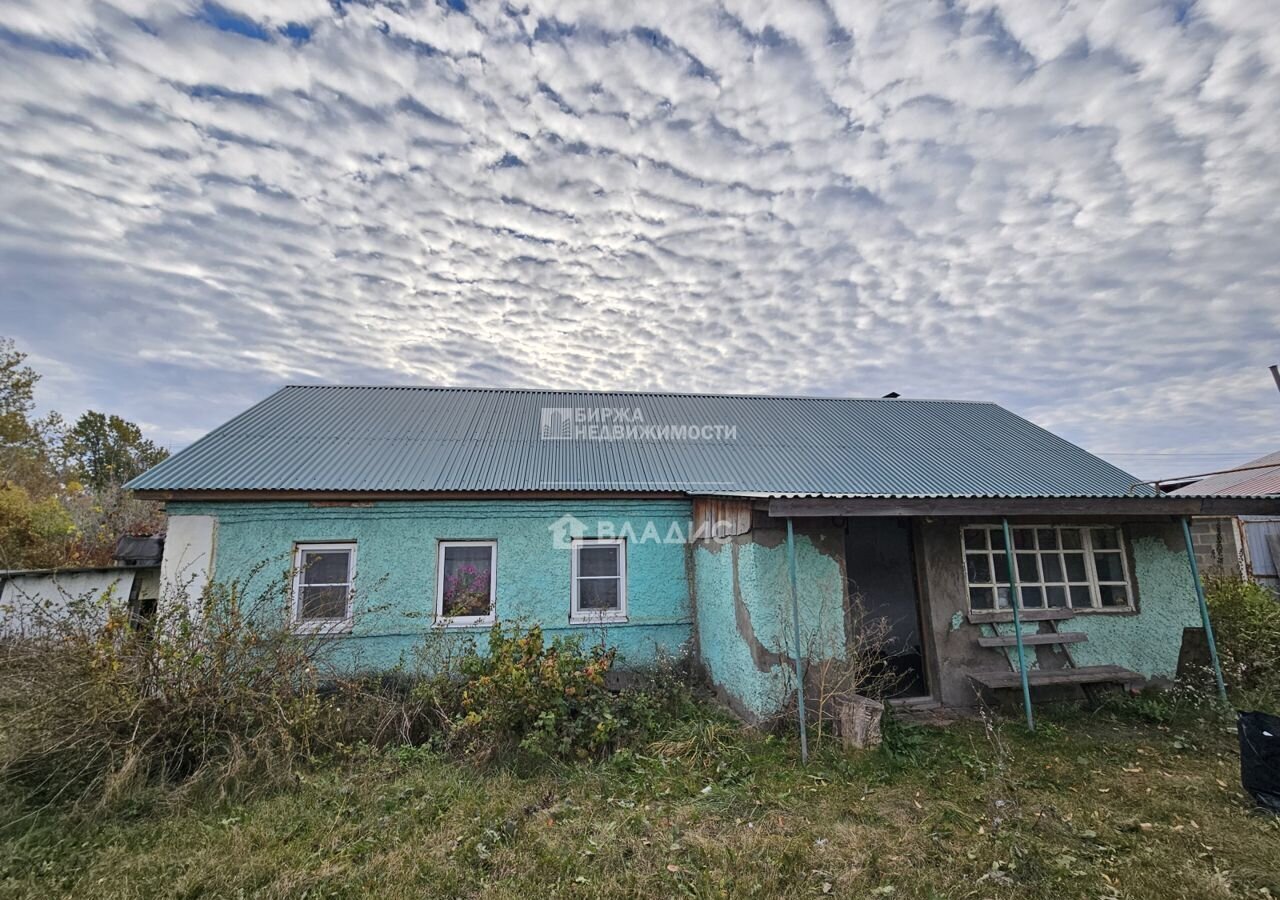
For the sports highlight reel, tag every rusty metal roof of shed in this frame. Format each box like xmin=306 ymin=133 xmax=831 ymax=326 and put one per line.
xmin=1169 ymin=449 xmax=1280 ymax=497
xmin=126 ymin=385 xmax=1174 ymax=499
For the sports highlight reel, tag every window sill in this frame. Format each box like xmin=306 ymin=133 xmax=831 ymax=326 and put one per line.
xmin=434 ymin=618 xmax=496 ymax=629
xmin=292 ymin=620 xmax=354 ymax=636
xmin=569 ymin=614 xmax=629 ymax=626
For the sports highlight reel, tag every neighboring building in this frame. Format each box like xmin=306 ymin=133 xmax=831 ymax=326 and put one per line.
xmin=0 ymin=535 xmax=164 ymax=636
xmin=1171 ymin=450 xmax=1280 ymax=591
xmin=124 ymin=386 xmax=1280 ymax=719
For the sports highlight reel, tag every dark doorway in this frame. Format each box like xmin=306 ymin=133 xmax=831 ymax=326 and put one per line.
xmin=844 ymin=518 xmax=929 ymax=698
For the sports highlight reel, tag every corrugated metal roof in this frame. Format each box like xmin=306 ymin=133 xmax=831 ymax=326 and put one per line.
xmin=126 ymin=385 xmax=1164 ymax=498
xmin=1169 ymin=449 xmax=1280 ymax=498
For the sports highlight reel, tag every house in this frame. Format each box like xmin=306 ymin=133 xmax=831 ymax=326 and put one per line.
xmin=124 ymin=386 xmax=1280 ymax=720
xmin=1170 ymin=450 xmax=1280 ymax=592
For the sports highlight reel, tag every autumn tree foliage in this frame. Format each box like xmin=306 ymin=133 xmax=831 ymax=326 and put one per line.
xmin=0 ymin=337 xmax=168 ymax=569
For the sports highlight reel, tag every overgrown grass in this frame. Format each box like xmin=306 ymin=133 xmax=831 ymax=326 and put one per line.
xmin=2 ymin=697 xmax=1277 ymax=899
xmin=2 ymin=576 xmax=1277 ymax=896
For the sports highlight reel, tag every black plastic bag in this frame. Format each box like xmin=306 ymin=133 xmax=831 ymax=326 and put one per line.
xmin=1238 ymin=710 xmax=1280 ymax=814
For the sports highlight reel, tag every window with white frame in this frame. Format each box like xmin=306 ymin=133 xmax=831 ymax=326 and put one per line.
xmin=571 ymin=538 xmax=627 ymax=623
xmin=962 ymin=525 xmax=1133 ymax=613
xmin=292 ymin=542 xmax=356 ymax=629
xmin=436 ymin=541 xmax=497 ymax=625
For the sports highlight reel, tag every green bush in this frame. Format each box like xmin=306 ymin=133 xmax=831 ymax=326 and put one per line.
xmin=0 ymin=584 xmax=700 ymax=809
xmin=1206 ymin=575 xmax=1280 ymax=703
xmin=0 ymin=573 xmax=352 ymax=808
xmin=448 ymin=624 xmax=624 ymax=762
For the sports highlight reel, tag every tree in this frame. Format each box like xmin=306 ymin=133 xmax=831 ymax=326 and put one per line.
xmin=0 ymin=337 xmax=170 ymax=568
xmin=64 ymin=411 xmax=169 ymax=492
xmin=0 ymin=339 xmax=58 ymax=490
xmin=0 ymin=337 xmax=39 ymax=448
xmin=0 ymin=483 xmax=75 ymax=569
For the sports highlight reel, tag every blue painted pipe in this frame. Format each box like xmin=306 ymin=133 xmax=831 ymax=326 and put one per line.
xmin=1001 ymin=518 xmax=1035 ymax=732
xmin=786 ymin=518 xmax=809 ymax=762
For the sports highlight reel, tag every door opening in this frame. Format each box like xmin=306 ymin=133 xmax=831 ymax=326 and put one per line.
xmin=844 ymin=517 xmax=929 ymax=699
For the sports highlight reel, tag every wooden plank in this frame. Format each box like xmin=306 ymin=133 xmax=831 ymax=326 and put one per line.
xmin=968 ymin=608 xmax=1075 ymax=624
xmin=690 ymin=497 xmax=753 ymax=539
xmin=977 ymin=632 xmax=1088 ymax=648
xmin=969 ymin=665 xmax=1142 ymax=689
xmin=767 ymin=496 xmax=1280 ymax=518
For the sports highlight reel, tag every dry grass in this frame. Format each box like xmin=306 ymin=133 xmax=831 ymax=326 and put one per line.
xmin=1 ymin=698 xmax=1277 ymax=899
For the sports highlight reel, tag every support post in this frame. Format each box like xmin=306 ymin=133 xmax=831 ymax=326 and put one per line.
xmin=1181 ymin=517 xmax=1228 ymax=703
xmin=1000 ymin=519 xmax=1035 ymax=732
xmin=786 ymin=517 xmax=809 ymax=763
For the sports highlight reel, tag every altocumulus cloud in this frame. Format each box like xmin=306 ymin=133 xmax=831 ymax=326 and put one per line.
xmin=0 ymin=0 xmax=1278 ymax=476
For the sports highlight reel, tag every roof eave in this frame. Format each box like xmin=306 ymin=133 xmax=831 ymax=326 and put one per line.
xmin=768 ymin=495 xmax=1280 ymax=517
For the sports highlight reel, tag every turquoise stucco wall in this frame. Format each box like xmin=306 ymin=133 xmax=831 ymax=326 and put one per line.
xmin=1066 ymin=525 xmax=1200 ymax=678
xmin=167 ymin=500 xmax=694 ymax=669
xmin=693 ymin=526 xmax=847 ymax=721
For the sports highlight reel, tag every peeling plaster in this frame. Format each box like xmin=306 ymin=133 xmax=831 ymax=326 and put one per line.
xmin=693 ymin=527 xmax=846 ymax=721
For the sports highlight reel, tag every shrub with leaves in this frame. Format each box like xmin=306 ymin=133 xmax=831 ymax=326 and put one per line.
xmin=1206 ymin=575 xmax=1280 ymax=702
xmin=0 ymin=571 xmax=357 ymax=809
xmin=0 ymin=578 xmax=702 ymax=810
xmin=449 ymin=624 xmax=624 ymax=762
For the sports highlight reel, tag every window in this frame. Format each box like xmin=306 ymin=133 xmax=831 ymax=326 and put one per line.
xmin=436 ymin=541 xmax=497 ymax=626
xmin=963 ymin=526 xmax=1133 ymax=613
xmin=571 ymin=538 xmax=627 ymax=623
xmin=292 ymin=542 xmax=355 ymax=630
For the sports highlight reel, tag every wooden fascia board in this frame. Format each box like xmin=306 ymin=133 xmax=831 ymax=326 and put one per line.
xmin=768 ymin=496 xmax=1280 ymax=517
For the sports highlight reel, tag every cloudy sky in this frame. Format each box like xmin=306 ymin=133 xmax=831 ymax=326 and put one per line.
xmin=1 ymin=0 xmax=1278 ymax=480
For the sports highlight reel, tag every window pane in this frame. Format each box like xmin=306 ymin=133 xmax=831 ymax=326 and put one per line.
xmin=1020 ymin=586 xmax=1045 ymax=608
xmin=1060 ymin=528 xmax=1083 ymax=550
xmin=991 ymin=530 xmax=1008 ymax=553
xmin=1063 ymin=553 xmax=1087 ymax=582
xmin=1046 ymin=586 xmax=1067 ymax=608
xmin=302 ymin=550 xmax=350 ymax=585
xmin=1099 ymin=584 xmax=1129 ymax=608
xmin=996 ymin=586 xmax=1012 ymax=609
xmin=1041 ymin=554 xmax=1064 ymax=582
xmin=300 ymin=585 xmax=347 ymax=620
xmin=1093 ymin=552 xmax=1124 ymax=583
xmin=969 ymin=586 xmax=994 ymax=610
xmin=1016 ymin=553 xmax=1040 ymax=583
xmin=1091 ymin=528 xmax=1120 ymax=550
xmin=966 ymin=553 xmax=991 ymax=584
xmin=1013 ymin=528 xmax=1035 ymax=550
xmin=578 ymin=578 xmax=620 ymax=611
xmin=442 ymin=546 xmax=493 ymax=617
xmin=963 ymin=529 xmax=987 ymax=551
xmin=1036 ymin=528 xmax=1058 ymax=549
xmin=1069 ymin=585 xmax=1092 ymax=608
xmin=578 ymin=544 xmax=619 ymax=578
xmin=991 ymin=553 xmax=1009 ymax=584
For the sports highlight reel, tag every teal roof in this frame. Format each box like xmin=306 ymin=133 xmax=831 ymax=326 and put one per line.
xmin=126 ymin=385 xmax=1158 ymax=498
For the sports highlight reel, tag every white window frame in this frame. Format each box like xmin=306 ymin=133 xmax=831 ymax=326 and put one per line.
xmin=570 ymin=537 xmax=628 ymax=625
xmin=961 ymin=525 xmax=1135 ymax=614
xmin=291 ymin=542 xmax=356 ymax=633
xmin=435 ymin=540 xmax=497 ymax=627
